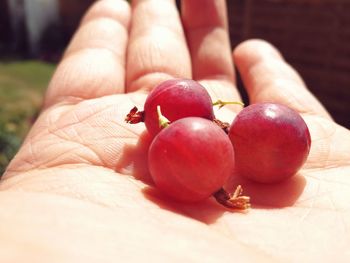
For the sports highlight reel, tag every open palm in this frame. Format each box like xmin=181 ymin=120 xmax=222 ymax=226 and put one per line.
xmin=1 ymin=0 xmax=350 ymax=262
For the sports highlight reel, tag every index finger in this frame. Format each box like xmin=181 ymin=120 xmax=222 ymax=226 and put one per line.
xmin=44 ymin=0 xmax=131 ymax=108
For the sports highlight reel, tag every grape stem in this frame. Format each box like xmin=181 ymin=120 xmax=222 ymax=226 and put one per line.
xmin=213 ymin=185 xmax=251 ymax=211
xmin=212 ymin=100 xmax=244 ymax=109
xmin=157 ymin=105 xmax=170 ymax=128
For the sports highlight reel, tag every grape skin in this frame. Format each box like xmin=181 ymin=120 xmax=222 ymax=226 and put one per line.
xmin=144 ymin=79 xmax=214 ymax=136
xmin=229 ymin=103 xmax=311 ymax=183
xmin=148 ymin=117 xmax=234 ymax=202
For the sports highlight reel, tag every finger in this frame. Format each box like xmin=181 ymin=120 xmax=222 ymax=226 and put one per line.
xmin=182 ymin=0 xmax=240 ymax=102
xmin=44 ymin=0 xmax=130 ymax=108
xmin=126 ymin=0 xmax=191 ymax=92
xmin=233 ymin=39 xmax=332 ymax=119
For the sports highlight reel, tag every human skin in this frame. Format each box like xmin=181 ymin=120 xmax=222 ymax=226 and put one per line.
xmin=1 ymin=0 xmax=350 ymax=262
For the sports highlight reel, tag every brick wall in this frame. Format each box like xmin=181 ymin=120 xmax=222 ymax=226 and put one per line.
xmin=227 ymin=0 xmax=350 ymax=128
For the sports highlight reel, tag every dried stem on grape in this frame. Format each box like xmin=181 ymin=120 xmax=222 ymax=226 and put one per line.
xmin=213 ymin=119 xmax=230 ymax=134
xmin=213 ymin=185 xmax=251 ymax=211
xmin=125 ymin=106 xmax=144 ymax=124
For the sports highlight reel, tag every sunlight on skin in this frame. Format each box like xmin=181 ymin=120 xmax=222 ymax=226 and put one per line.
xmin=1 ymin=0 xmax=350 ymax=262
xmin=1 ymin=90 xmax=350 ymax=262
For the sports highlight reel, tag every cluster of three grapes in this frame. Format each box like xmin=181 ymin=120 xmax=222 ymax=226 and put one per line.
xmin=126 ymin=79 xmax=311 ymax=211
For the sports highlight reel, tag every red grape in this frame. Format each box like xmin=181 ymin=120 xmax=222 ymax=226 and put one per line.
xmin=229 ymin=103 xmax=311 ymax=183
xmin=148 ymin=117 xmax=234 ymax=202
xmin=144 ymin=79 xmax=214 ymax=136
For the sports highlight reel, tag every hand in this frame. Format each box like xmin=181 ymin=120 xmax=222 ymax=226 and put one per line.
xmin=1 ymin=0 xmax=350 ymax=262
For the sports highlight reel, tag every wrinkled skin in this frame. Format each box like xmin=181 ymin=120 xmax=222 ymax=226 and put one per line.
xmin=1 ymin=0 xmax=350 ymax=262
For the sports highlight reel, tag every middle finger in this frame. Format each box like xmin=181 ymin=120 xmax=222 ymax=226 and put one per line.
xmin=126 ymin=0 xmax=192 ymax=92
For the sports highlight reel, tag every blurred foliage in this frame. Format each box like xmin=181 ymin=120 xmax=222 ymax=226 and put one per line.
xmin=0 ymin=123 xmax=21 ymax=175
xmin=0 ymin=61 xmax=55 ymax=175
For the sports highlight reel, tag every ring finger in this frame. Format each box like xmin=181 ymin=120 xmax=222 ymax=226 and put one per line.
xmin=181 ymin=0 xmax=241 ymax=105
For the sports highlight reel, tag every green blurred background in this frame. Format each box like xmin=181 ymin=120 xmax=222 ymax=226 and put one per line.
xmin=0 ymin=0 xmax=95 ymax=174
xmin=1 ymin=0 xmax=350 ymax=175
xmin=0 ymin=61 xmax=55 ymax=174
